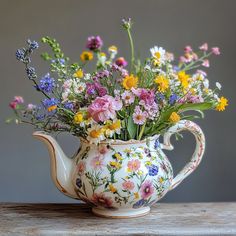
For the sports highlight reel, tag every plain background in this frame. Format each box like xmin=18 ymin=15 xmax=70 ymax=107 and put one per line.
xmin=0 ymin=0 xmax=235 ymax=203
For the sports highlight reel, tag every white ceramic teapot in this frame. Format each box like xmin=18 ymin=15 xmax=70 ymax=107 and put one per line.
xmin=33 ymin=120 xmax=205 ymax=218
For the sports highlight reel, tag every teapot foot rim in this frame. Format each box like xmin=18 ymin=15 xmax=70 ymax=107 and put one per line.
xmin=92 ymin=206 xmax=150 ymax=219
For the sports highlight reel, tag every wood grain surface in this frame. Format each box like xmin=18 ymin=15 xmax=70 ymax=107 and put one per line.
xmin=0 ymin=202 xmax=236 ymax=235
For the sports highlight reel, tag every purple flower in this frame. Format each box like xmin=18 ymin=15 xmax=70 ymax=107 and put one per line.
xmin=38 ymin=73 xmax=55 ymax=93
xmin=86 ymin=36 xmax=103 ymax=51
xmin=34 ymin=105 xmax=46 ymax=120
xmin=93 ymin=70 xmax=111 ymax=81
xmin=64 ymin=102 xmax=74 ymax=110
xmin=169 ymin=94 xmax=179 ymax=105
xmin=86 ymin=82 xmax=107 ymax=96
xmin=140 ymin=180 xmax=154 ymax=199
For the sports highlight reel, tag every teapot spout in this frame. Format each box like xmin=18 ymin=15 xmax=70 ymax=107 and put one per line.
xmin=33 ymin=131 xmax=78 ymax=199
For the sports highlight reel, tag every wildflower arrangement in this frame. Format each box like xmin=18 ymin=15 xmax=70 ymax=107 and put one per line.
xmin=9 ymin=19 xmax=228 ymax=144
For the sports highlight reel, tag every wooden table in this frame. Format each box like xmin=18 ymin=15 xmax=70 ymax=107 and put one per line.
xmin=0 ymin=203 xmax=236 ymax=235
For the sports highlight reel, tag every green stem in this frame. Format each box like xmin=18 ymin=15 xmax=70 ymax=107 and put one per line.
xmin=127 ymin=28 xmax=135 ymax=73
xmin=138 ymin=122 xmax=146 ymax=140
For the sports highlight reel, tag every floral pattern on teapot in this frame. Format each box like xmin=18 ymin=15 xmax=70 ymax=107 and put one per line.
xmin=72 ymin=137 xmax=173 ymax=210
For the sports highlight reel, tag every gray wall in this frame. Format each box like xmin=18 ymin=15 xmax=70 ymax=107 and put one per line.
xmin=0 ymin=0 xmax=235 ymax=203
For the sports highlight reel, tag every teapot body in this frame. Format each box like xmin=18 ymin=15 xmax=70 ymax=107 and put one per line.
xmin=34 ymin=120 xmax=205 ymax=218
xmin=71 ymin=136 xmax=173 ymax=217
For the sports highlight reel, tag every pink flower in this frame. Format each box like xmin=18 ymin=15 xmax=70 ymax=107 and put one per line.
xmin=14 ymin=96 xmax=24 ymax=104
xmin=211 ymin=47 xmax=220 ymax=55
xmin=9 ymin=96 xmax=24 ymax=109
xmin=140 ymin=180 xmax=154 ymax=199
xmin=199 ymin=43 xmax=208 ymax=51
xmin=77 ymin=161 xmax=86 ymax=175
xmin=132 ymin=88 xmax=155 ymax=106
xmin=115 ymin=57 xmax=128 ymax=67
xmin=184 ymin=45 xmax=193 ymax=53
xmin=145 ymin=103 xmax=159 ymax=120
xmin=127 ymin=159 xmax=141 ymax=172
xmin=27 ymin=104 xmax=36 ymax=111
xmin=179 ymin=56 xmax=187 ymax=63
xmin=90 ymin=155 xmax=105 ymax=170
xmin=122 ymin=180 xmax=135 ymax=191
xmin=188 ymin=95 xmax=204 ymax=103
xmin=196 ymin=69 xmax=207 ymax=77
xmin=92 ymin=193 xmax=113 ymax=208
xmin=132 ymin=106 xmax=147 ymax=125
xmin=88 ymin=95 xmax=122 ymax=122
xmin=121 ymin=91 xmax=135 ymax=105
xmin=202 ymin=59 xmax=210 ymax=67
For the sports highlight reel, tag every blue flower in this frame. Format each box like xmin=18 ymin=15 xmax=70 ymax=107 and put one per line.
xmin=42 ymin=98 xmax=58 ymax=108
xmin=16 ymin=49 xmax=25 ymax=62
xmin=173 ymin=65 xmax=180 ymax=72
xmin=27 ymin=39 xmax=39 ymax=50
xmin=59 ymin=59 xmax=65 ymax=64
xmin=133 ymin=199 xmax=146 ymax=209
xmin=51 ymin=58 xmax=65 ymax=65
xmin=26 ymin=67 xmax=36 ymax=79
xmin=169 ymin=94 xmax=179 ymax=105
xmin=42 ymin=98 xmax=59 ymax=114
xmin=64 ymin=102 xmax=74 ymax=110
xmin=38 ymin=73 xmax=55 ymax=93
xmin=76 ymin=178 xmax=82 ymax=188
xmin=148 ymin=164 xmax=159 ymax=176
xmin=154 ymin=139 xmax=160 ymax=149
xmin=157 ymin=93 xmax=165 ymax=101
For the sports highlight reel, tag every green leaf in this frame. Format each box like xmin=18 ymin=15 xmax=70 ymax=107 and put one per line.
xmin=179 ymin=102 xmax=213 ymax=112
xmin=127 ymin=116 xmax=137 ymax=139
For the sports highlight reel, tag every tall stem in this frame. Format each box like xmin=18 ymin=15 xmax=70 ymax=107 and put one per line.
xmin=127 ymin=28 xmax=135 ymax=73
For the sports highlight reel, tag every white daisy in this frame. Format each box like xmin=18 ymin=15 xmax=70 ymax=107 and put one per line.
xmin=150 ymin=46 xmax=166 ymax=66
xmin=87 ymin=125 xmax=105 ymax=144
xmin=73 ymin=81 xmax=86 ymax=94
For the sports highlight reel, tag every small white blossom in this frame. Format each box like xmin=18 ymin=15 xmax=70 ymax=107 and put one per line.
xmin=216 ymin=82 xmax=222 ymax=90
xmin=83 ymin=73 xmax=91 ymax=81
xmin=203 ymin=79 xmax=209 ymax=89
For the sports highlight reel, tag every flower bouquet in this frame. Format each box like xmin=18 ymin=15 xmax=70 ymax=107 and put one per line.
xmin=9 ymin=19 xmax=227 ymax=141
xmin=7 ymin=19 xmax=228 ymax=218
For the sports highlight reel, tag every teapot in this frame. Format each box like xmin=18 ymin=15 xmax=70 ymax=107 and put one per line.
xmin=33 ymin=120 xmax=205 ymax=218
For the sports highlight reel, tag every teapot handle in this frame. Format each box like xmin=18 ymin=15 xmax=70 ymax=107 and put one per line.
xmin=161 ymin=120 xmax=205 ymax=190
